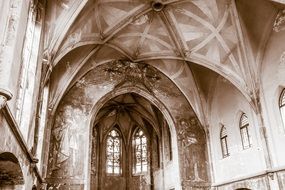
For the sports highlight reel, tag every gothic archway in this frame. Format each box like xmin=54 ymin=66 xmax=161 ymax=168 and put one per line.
xmin=90 ymin=93 xmax=174 ymax=190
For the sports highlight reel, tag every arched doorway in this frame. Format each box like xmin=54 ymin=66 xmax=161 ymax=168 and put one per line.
xmin=90 ymin=93 xmax=173 ymax=190
xmin=0 ymin=152 xmax=24 ymax=190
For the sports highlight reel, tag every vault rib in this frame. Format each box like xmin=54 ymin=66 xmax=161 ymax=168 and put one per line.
xmin=48 ymin=0 xmax=89 ymax=64
xmin=160 ymin=9 xmax=189 ymax=58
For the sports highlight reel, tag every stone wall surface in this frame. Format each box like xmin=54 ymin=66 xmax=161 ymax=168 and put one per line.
xmin=0 ymin=112 xmax=36 ymax=189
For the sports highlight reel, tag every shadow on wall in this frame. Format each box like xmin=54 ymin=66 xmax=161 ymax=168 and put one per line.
xmin=0 ymin=152 xmax=24 ymax=190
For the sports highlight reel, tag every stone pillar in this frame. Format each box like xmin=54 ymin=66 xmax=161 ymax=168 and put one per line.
xmin=0 ymin=0 xmax=13 ymax=107
xmin=0 ymin=0 xmax=28 ymax=110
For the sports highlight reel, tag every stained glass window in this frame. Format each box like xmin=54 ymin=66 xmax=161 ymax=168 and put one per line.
xmin=106 ymin=129 xmax=121 ymax=175
xmin=280 ymin=89 xmax=285 ymax=128
xmin=220 ymin=126 xmax=229 ymax=158
xmin=240 ymin=113 xmax=251 ymax=149
xmin=133 ymin=129 xmax=148 ymax=174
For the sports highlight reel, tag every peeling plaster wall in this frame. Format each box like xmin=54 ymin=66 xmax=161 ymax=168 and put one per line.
xmin=209 ymin=77 xmax=266 ymax=184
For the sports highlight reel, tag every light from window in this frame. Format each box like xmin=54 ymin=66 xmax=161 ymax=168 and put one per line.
xmin=240 ymin=113 xmax=251 ymax=149
xmin=133 ymin=129 xmax=148 ymax=174
xmin=280 ymin=89 xmax=285 ymax=128
xmin=106 ymin=129 xmax=121 ymax=175
xmin=220 ymin=126 xmax=229 ymax=158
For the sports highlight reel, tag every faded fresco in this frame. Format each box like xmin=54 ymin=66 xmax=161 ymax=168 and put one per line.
xmin=46 ymin=60 xmax=209 ymax=189
xmin=178 ymin=118 xmax=209 ymax=189
xmin=47 ymin=86 xmax=92 ymax=189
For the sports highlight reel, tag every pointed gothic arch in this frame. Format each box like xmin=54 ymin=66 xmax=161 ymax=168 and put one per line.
xmin=88 ymin=89 xmax=184 ymax=190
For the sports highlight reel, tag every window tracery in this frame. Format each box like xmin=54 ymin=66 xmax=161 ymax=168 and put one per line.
xmin=106 ymin=129 xmax=121 ymax=175
xmin=133 ymin=128 xmax=148 ymax=174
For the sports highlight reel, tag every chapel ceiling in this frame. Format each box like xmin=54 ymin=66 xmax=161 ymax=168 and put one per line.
xmin=47 ymin=0 xmax=245 ymax=73
xmin=95 ymin=93 xmax=162 ymax=136
xmin=44 ymin=0 xmax=282 ymax=125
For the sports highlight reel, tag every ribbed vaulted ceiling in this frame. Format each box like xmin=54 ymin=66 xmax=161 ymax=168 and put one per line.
xmin=95 ymin=93 xmax=160 ymax=131
xmin=44 ymin=0 xmax=280 ymax=123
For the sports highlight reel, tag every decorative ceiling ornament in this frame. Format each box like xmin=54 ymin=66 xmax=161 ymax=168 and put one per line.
xmin=151 ymin=0 xmax=164 ymax=12
xmin=273 ymin=9 xmax=285 ymax=32
xmin=280 ymin=51 xmax=285 ymax=64
xmin=56 ymin=0 xmax=70 ymax=9
xmin=131 ymin=15 xmax=149 ymax=26
xmin=104 ymin=60 xmax=161 ymax=93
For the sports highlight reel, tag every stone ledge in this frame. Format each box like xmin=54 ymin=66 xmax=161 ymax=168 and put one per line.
xmin=212 ymin=166 xmax=285 ymax=187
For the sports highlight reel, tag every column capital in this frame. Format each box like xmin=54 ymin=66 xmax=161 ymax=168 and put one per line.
xmin=0 ymin=88 xmax=12 ymax=109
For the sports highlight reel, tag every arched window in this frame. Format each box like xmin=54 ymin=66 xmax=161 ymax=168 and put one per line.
xmin=240 ymin=113 xmax=251 ymax=149
xmin=280 ymin=89 xmax=285 ymax=128
xmin=133 ymin=128 xmax=148 ymax=174
xmin=220 ymin=126 xmax=229 ymax=158
xmin=106 ymin=129 xmax=122 ymax=175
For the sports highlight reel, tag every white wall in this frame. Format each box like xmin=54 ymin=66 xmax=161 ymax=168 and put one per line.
xmin=261 ymin=28 xmax=285 ymax=168
xmin=209 ymin=77 xmax=267 ymax=184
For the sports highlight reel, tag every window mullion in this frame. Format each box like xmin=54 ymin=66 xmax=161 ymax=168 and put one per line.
xmin=112 ymin=137 xmax=115 ymax=173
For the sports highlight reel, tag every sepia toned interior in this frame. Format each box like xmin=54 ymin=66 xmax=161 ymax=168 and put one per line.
xmin=1 ymin=0 xmax=285 ymax=189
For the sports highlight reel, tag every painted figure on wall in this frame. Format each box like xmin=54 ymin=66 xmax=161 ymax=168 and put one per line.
xmin=51 ymin=109 xmax=69 ymax=171
xmin=49 ymin=105 xmax=87 ymax=178
xmin=178 ymin=118 xmax=207 ymax=182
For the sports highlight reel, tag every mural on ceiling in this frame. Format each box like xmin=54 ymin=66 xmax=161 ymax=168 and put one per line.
xmin=49 ymin=46 xmax=204 ymax=125
xmin=104 ymin=60 xmax=161 ymax=93
xmin=47 ymin=0 xmax=252 ymax=129
xmin=46 ymin=60 xmax=209 ymax=189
